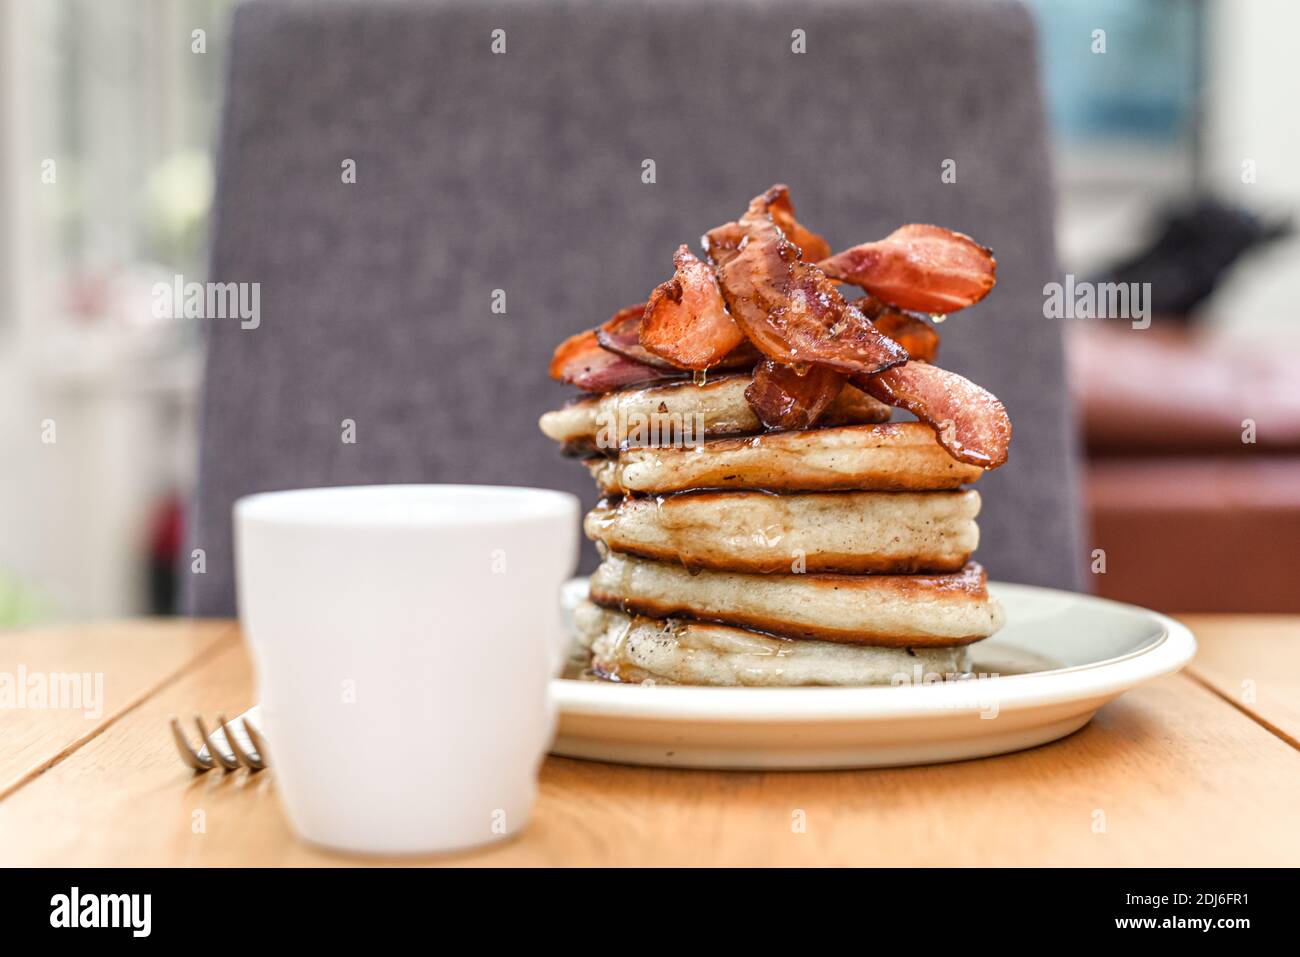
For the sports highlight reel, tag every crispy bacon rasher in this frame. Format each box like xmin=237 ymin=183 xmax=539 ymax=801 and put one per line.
xmin=702 ymin=184 xmax=829 ymax=265
xmin=744 ymin=360 xmax=845 ymax=431
xmin=854 ymin=362 xmax=1010 ymax=469
xmin=641 ymin=246 xmax=747 ymax=369
xmin=820 ymin=224 xmax=996 ymax=314
xmin=855 ymin=295 xmax=940 ymax=363
xmin=766 ymin=186 xmax=832 ymax=262
xmin=549 ymin=329 xmax=681 ymax=393
xmin=596 ymin=302 xmax=680 ymax=369
xmin=552 ymin=184 xmax=1008 ymax=470
xmin=706 ymin=190 xmax=908 ymax=377
xmin=848 ymin=293 xmax=1007 ymax=468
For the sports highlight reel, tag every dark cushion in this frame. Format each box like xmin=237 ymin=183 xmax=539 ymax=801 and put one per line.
xmin=187 ymin=0 xmax=1082 ymax=615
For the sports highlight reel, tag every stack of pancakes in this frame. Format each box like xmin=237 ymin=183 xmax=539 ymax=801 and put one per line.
xmin=540 ymin=185 xmax=1010 ymax=687
xmin=540 ymin=375 xmax=1004 ymax=687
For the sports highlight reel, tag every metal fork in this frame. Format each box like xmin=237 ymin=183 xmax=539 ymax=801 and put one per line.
xmin=170 ymin=710 xmax=269 ymax=772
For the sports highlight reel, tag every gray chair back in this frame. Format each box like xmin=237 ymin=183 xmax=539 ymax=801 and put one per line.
xmin=187 ymin=0 xmax=1082 ymax=615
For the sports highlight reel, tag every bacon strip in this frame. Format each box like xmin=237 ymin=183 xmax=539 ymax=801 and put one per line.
xmin=850 ymin=294 xmax=1007 ymax=468
xmin=596 ymin=302 xmax=680 ymax=369
xmin=711 ymin=338 xmax=764 ymax=370
xmin=820 ymin=224 xmax=996 ymax=314
xmin=745 ymin=360 xmax=845 ymax=431
xmin=641 ymin=246 xmax=746 ymax=369
xmin=743 ymin=298 xmax=940 ymax=432
xmin=853 ymin=362 xmax=1010 ymax=469
xmin=766 ymin=186 xmax=832 ymax=262
xmin=704 ymin=184 xmax=829 ymax=266
xmin=855 ymin=295 xmax=940 ymax=363
xmin=549 ymin=329 xmax=681 ymax=393
xmin=705 ymin=189 xmax=908 ymax=376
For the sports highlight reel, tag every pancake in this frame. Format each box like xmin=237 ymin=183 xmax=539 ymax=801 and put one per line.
xmin=585 ymin=489 xmax=980 ymax=574
xmin=573 ymin=602 xmax=970 ymax=687
xmin=585 ymin=421 xmax=985 ymax=494
xmin=539 ymin=374 xmax=890 ymax=452
xmin=589 ymin=552 xmax=1003 ymax=646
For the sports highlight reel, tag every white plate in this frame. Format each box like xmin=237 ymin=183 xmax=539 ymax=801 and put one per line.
xmin=552 ymin=579 xmax=1196 ymax=770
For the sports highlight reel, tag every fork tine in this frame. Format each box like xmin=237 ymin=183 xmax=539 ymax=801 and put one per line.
xmin=218 ymin=713 xmax=265 ymax=771
xmin=170 ymin=716 xmax=215 ymax=772
xmin=243 ymin=716 xmax=271 ymax=769
xmin=196 ymin=715 xmax=240 ymax=771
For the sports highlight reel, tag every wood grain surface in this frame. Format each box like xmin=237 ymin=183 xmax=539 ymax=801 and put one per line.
xmin=0 ymin=620 xmax=233 ymax=800
xmin=1182 ymin=614 xmax=1300 ymax=748
xmin=0 ymin=615 xmax=1296 ymax=866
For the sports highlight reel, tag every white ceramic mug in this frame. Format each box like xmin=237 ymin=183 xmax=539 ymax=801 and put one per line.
xmin=234 ymin=484 xmax=580 ymax=855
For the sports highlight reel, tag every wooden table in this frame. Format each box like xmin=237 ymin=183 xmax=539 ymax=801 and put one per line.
xmin=1 ymin=616 xmax=1297 ymax=866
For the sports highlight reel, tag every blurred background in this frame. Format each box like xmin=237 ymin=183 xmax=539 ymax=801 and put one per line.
xmin=1 ymin=0 xmax=1297 ymax=625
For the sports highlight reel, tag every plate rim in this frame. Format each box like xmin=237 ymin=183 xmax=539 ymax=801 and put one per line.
xmin=553 ymin=580 xmax=1197 ymax=722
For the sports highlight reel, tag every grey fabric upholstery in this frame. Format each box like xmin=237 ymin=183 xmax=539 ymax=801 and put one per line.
xmin=186 ymin=0 xmax=1083 ymax=616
